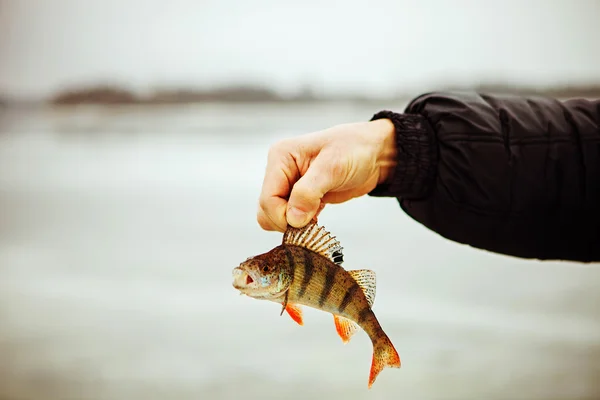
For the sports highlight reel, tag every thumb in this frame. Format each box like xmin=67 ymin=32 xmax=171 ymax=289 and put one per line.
xmin=286 ymin=155 xmax=337 ymax=227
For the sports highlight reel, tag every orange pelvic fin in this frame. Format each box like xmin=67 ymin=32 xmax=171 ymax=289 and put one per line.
xmin=333 ymin=314 xmax=358 ymax=344
xmin=368 ymin=335 xmax=401 ymax=389
xmin=285 ymin=303 xmax=303 ymax=326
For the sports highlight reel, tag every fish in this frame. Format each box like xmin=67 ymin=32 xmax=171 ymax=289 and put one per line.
xmin=232 ymin=219 xmax=401 ymax=388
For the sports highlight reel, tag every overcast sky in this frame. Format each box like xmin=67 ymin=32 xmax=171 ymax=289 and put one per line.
xmin=1 ymin=0 xmax=599 ymax=99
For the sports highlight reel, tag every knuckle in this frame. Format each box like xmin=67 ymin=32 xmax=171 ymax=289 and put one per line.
xmin=291 ymin=184 xmax=318 ymax=205
xmin=258 ymin=195 xmax=269 ymax=210
xmin=292 ymin=180 xmax=312 ymax=196
xmin=257 ymin=211 xmax=274 ymax=231
xmin=267 ymin=145 xmax=278 ymax=159
xmin=267 ymin=139 xmax=290 ymax=159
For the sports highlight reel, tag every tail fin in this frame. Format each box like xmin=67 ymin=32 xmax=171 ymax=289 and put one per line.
xmin=368 ymin=335 xmax=401 ymax=388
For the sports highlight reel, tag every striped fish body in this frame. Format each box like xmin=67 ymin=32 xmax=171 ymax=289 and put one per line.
xmin=232 ymin=220 xmax=401 ymax=388
xmin=281 ymin=244 xmax=377 ymax=336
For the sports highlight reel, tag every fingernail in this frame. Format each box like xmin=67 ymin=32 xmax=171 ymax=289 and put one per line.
xmin=287 ymin=207 xmax=308 ymax=226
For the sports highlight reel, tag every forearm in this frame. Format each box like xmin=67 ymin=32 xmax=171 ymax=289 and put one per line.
xmin=369 ymin=92 xmax=600 ymax=262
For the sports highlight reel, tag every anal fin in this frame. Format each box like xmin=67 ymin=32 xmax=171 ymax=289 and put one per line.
xmin=285 ymin=303 xmax=303 ymax=326
xmin=333 ymin=314 xmax=358 ymax=344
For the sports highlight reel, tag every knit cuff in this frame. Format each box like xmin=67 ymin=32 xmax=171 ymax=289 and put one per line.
xmin=368 ymin=110 xmax=437 ymax=199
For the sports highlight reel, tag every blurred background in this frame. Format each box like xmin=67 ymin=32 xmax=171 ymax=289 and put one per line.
xmin=1 ymin=1 xmax=600 ymax=399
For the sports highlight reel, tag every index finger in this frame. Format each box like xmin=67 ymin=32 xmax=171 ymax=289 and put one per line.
xmin=257 ymin=148 xmax=300 ymax=232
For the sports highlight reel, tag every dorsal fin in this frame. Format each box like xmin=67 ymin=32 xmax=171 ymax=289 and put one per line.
xmin=348 ymin=269 xmax=376 ymax=308
xmin=282 ymin=219 xmax=344 ymax=265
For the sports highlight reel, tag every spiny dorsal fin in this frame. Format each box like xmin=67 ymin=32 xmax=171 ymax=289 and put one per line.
xmin=282 ymin=219 xmax=344 ymax=265
xmin=348 ymin=269 xmax=376 ymax=308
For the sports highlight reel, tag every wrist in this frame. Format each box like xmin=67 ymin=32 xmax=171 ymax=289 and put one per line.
xmin=368 ymin=110 xmax=437 ymax=199
xmin=369 ymin=118 xmax=397 ymax=185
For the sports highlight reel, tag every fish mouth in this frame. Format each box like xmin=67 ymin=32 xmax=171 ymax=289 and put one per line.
xmin=232 ymin=267 xmax=254 ymax=289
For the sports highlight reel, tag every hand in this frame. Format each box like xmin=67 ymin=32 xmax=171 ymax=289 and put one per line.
xmin=257 ymin=118 xmax=397 ymax=232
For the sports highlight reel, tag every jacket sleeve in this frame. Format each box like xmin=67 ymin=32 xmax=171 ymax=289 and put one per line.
xmin=368 ymin=91 xmax=600 ymax=262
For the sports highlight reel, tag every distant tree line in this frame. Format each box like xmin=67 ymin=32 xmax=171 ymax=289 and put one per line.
xmin=2 ymin=82 xmax=600 ymax=106
xmin=48 ymin=84 xmax=331 ymax=105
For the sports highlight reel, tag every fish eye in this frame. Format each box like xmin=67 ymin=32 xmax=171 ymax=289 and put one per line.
xmin=262 ymin=266 xmax=269 ymax=272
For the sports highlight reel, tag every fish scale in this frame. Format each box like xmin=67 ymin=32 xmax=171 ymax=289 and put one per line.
xmin=286 ymin=245 xmax=366 ymax=320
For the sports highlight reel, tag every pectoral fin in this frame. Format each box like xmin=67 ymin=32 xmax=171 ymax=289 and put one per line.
xmin=333 ymin=314 xmax=358 ymax=344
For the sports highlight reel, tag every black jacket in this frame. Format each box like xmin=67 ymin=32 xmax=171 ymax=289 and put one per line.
xmin=369 ymin=92 xmax=600 ymax=262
